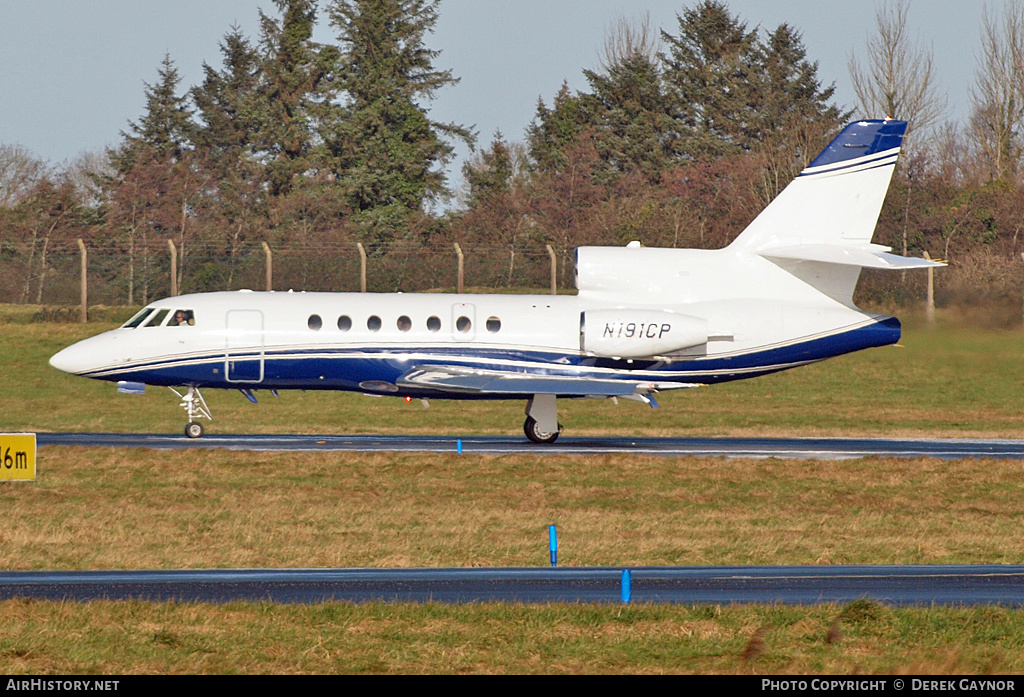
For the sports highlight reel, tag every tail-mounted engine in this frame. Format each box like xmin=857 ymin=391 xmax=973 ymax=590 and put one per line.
xmin=580 ymin=309 xmax=708 ymax=359
xmin=574 ymin=246 xmax=708 ymax=358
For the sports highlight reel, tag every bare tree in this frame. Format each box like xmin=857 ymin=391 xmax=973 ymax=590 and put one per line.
xmin=598 ymin=11 xmax=660 ymax=71
xmin=848 ymin=0 xmax=946 ymax=266
xmin=931 ymin=121 xmax=973 ymax=185
xmin=848 ymin=0 xmax=946 ymax=139
xmin=0 ymin=144 xmax=46 ymax=207
xmin=970 ymin=2 xmax=1024 ymax=182
xmin=65 ymin=150 xmax=114 ymax=209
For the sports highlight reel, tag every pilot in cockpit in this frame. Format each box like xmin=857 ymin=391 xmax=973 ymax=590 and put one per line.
xmin=169 ymin=310 xmax=195 ymax=326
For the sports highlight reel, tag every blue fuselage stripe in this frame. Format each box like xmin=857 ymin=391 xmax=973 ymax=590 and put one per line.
xmin=81 ymin=318 xmax=901 ymax=397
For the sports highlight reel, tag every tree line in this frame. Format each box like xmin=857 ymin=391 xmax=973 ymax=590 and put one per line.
xmin=4 ymin=0 xmax=1024 ymax=319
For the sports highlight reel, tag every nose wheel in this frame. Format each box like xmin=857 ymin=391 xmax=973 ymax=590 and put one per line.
xmin=170 ymin=386 xmax=212 ymax=438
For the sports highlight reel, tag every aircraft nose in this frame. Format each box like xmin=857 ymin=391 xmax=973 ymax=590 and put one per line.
xmin=50 ymin=344 xmax=83 ymax=374
xmin=50 ymin=339 xmax=104 ymax=375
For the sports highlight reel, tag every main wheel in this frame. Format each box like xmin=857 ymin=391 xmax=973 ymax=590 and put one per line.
xmin=524 ymin=416 xmax=559 ymax=444
xmin=185 ymin=422 xmax=204 ymax=439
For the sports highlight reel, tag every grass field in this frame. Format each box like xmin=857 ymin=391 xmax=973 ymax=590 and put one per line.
xmin=3 ymin=600 xmax=1022 ymax=674
xmin=2 ymin=305 xmax=1024 ymax=674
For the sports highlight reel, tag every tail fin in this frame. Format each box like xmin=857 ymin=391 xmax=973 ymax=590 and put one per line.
xmin=728 ymin=119 xmax=941 ymax=304
xmin=731 ymin=119 xmax=907 ymax=252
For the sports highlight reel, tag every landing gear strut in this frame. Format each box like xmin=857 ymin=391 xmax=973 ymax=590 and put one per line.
xmin=524 ymin=394 xmax=561 ymax=444
xmin=170 ymin=386 xmax=211 ymax=438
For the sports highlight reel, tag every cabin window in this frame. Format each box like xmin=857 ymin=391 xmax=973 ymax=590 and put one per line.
xmin=168 ymin=309 xmax=194 ymax=326
xmin=367 ymin=315 xmax=382 ymax=331
xmin=456 ymin=316 xmax=472 ymax=333
xmin=122 ymin=307 xmax=155 ymax=329
xmin=426 ymin=316 xmax=441 ymax=332
xmin=337 ymin=315 xmax=352 ymax=331
xmin=308 ymin=314 xmax=323 ymax=330
xmin=397 ymin=315 xmax=412 ymax=332
xmin=143 ymin=309 xmax=170 ymax=327
xmin=486 ymin=317 xmax=501 ymax=333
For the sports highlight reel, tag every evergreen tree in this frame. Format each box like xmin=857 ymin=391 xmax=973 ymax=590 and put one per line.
xmin=256 ymin=0 xmax=338 ymax=195
xmin=463 ymin=131 xmax=514 ymax=207
xmin=323 ymin=0 xmax=473 ymax=228
xmin=527 ymin=82 xmax=588 ymax=173
xmin=107 ymin=55 xmax=206 ymax=298
xmin=112 ymin=54 xmax=195 ymax=171
xmin=760 ymin=24 xmax=843 ymax=135
xmin=192 ymin=27 xmax=264 ymax=157
xmin=192 ymin=27 xmax=270 ymax=275
xmin=578 ymin=45 xmax=674 ymax=180
xmin=529 ymin=4 xmax=846 ymax=177
xmin=528 ymin=15 xmax=671 ymax=179
xmin=755 ymin=24 xmax=848 ymax=199
xmin=660 ymin=0 xmax=764 ymax=159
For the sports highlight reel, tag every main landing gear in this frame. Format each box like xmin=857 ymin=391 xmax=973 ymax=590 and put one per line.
xmin=170 ymin=385 xmax=212 ymax=438
xmin=524 ymin=394 xmax=561 ymax=444
xmin=524 ymin=416 xmax=560 ymax=444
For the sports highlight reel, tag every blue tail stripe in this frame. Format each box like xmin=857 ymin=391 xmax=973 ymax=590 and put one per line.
xmin=798 ymin=150 xmax=898 ymax=178
xmin=806 ymin=120 xmax=907 ymax=169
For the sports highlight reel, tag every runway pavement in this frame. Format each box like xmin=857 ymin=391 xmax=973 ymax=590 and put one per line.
xmin=24 ymin=433 xmax=1024 ymax=607
xmin=35 ymin=432 xmax=1024 ymax=459
xmin=1 ymin=565 xmax=1022 ymax=605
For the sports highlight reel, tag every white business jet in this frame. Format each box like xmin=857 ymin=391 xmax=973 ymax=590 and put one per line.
xmin=51 ymin=119 xmax=939 ymax=443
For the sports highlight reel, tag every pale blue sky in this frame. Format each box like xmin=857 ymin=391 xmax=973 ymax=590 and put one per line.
xmin=0 ymin=0 xmax=983 ymax=182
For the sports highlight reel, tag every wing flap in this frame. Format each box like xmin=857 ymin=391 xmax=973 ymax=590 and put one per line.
xmin=397 ymin=365 xmax=695 ymax=397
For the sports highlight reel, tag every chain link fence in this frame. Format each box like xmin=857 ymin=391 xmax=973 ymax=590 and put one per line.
xmin=0 ymin=239 xmax=574 ymax=307
xmin=8 ymin=236 xmax=1018 ymax=326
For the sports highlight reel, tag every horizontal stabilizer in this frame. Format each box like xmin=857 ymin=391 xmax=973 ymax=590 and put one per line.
xmin=761 ymin=244 xmax=946 ymax=270
xmin=397 ymin=365 xmax=695 ymax=397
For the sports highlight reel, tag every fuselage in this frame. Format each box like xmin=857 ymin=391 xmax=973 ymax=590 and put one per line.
xmin=49 ymin=283 xmax=900 ymax=399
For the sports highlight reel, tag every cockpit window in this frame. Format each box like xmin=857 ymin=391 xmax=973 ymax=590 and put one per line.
xmin=143 ymin=309 xmax=170 ymax=327
xmin=168 ymin=309 xmax=195 ymax=326
xmin=122 ymin=307 xmax=155 ymax=329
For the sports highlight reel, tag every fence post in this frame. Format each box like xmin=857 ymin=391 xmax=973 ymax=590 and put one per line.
xmin=923 ymin=251 xmax=934 ymax=325
xmin=168 ymin=239 xmax=178 ymax=297
xmin=546 ymin=244 xmax=557 ymax=295
xmin=454 ymin=242 xmax=464 ymax=294
xmin=262 ymin=241 xmax=273 ymax=292
xmin=77 ymin=238 xmax=88 ymax=323
xmin=357 ymin=242 xmax=367 ymax=292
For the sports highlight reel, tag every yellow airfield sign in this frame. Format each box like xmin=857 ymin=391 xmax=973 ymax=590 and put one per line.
xmin=0 ymin=433 xmax=36 ymax=481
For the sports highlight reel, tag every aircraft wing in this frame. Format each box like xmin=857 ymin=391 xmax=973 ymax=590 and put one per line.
xmin=396 ymin=365 xmax=696 ymax=397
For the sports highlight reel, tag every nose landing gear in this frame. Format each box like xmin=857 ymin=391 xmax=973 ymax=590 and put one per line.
xmin=170 ymin=386 xmax=212 ymax=438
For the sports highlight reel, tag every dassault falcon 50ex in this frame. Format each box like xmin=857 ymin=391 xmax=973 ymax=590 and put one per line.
xmin=50 ymin=119 xmax=939 ymax=443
